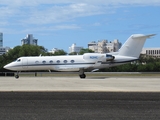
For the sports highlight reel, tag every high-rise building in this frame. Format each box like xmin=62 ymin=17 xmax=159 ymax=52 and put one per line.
xmin=0 ymin=33 xmax=11 ymax=55
xmin=21 ymin=34 xmax=38 ymax=45
xmin=0 ymin=33 xmax=3 ymax=47
xmin=69 ymin=43 xmax=83 ymax=53
xmin=88 ymin=41 xmax=98 ymax=52
xmin=88 ymin=39 xmax=122 ymax=53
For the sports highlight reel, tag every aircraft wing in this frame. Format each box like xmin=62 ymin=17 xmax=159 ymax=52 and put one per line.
xmin=55 ymin=64 xmax=95 ymax=72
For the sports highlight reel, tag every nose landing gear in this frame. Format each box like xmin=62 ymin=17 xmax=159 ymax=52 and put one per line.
xmin=15 ymin=72 xmax=19 ymax=79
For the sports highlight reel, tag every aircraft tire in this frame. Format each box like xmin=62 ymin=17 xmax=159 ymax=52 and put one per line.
xmin=79 ymin=74 xmax=86 ymax=79
xmin=15 ymin=75 xmax=19 ymax=79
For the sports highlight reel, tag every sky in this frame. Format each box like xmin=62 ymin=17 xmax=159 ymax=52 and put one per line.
xmin=0 ymin=0 xmax=160 ymax=53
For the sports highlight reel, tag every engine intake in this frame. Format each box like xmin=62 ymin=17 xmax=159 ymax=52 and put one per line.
xmin=106 ymin=54 xmax=115 ymax=61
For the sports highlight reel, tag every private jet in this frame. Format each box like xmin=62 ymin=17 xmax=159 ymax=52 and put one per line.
xmin=4 ymin=34 xmax=155 ymax=79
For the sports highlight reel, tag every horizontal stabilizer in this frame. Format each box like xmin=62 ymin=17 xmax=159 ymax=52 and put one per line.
xmin=132 ymin=34 xmax=156 ymax=39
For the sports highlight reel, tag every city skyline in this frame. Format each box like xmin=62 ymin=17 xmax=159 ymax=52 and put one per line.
xmin=0 ymin=0 xmax=160 ymax=52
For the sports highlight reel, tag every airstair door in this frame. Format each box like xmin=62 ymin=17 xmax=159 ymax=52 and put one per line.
xmin=22 ymin=58 xmax=28 ymax=70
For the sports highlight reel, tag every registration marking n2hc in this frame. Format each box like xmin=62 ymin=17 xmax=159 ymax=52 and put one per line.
xmin=90 ymin=56 xmax=98 ymax=59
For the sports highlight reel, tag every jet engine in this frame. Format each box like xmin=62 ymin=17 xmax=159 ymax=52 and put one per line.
xmin=106 ymin=54 xmax=115 ymax=61
xmin=83 ymin=53 xmax=114 ymax=62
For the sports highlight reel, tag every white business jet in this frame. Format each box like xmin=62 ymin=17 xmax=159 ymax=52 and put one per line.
xmin=4 ymin=34 xmax=155 ymax=79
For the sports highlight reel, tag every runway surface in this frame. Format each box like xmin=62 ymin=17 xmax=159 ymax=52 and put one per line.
xmin=0 ymin=92 xmax=160 ymax=120
xmin=0 ymin=76 xmax=160 ymax=92
xmin=0 ymin=76 xmax=160 ymax=119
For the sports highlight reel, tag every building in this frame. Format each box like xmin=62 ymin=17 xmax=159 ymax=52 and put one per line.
xmin=21 ymin=34 xmax=38 ymax=45
xmin=0 ymin=47 xmax=10 ymax=55
xmin=0 ymin=33 xmax=11 ymax=55
xmin=87 ymin=41 xmax=98 ymax=52
xmin=0 ymin=33 xmax=3 ymax=47
xmin=48 ymin=48 xmax=60 ymax=54
xmin=69 ymin=43 xmax=83 ymax=53
xmin=0 ymin=47 xmax=6 ymax=55
xmin=141 ymin=48 xmax=160 ymax=58
xmin=88 ymin=39 xmax=122 ymax=53
xmin=97 ymin=40 xmax=107 ymax=53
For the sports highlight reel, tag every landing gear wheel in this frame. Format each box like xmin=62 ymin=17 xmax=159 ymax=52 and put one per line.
xmin=15 ymin=75 xmax=19 ymax=79
xmin=79 ymin=74 xmax=86 ymax=79
xmin=15 ymin=71 xmax=20 ymax=79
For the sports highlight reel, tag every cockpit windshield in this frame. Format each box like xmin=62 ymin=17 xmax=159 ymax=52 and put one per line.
xmin=17 ymin=59 xmax=21 ymax=62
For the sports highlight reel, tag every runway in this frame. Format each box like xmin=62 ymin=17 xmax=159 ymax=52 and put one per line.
xmin=0 ymin=92 xmax=160 ymax=120
xmin=0 ymin=76 xmax=160 ymax=92
xmin=0 ymin=76 xmax=160 ymax=119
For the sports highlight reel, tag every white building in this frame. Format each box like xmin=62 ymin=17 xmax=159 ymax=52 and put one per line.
xmin=87 ymin=41 xmax=98 ymax=52
xmin=48 ymin=48 xmax=60 ymax=54
xmin=97 ymin=40 xmax=107 ymax=53
xmin=88 ymin=39 xmax=121 ymax=53
xmin=21 ymin=34 xmax=38 ymax=45
xmin=69 ymin=43 xmax=83 ymax=53
xmin=0 ymin=47 xmax=11 ymax=55
xmin=141 ymin=48 xmax=160 ymax=58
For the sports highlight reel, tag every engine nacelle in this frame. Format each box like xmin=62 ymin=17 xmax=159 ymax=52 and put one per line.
xmin=83 ymin=53 xmax=105 ymax=62
xmin=83 ymin=53 xmax=114 ymax=62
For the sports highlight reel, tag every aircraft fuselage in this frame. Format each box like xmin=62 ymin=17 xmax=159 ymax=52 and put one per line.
xmin=4 ymin=53 xmax=137 ymax=72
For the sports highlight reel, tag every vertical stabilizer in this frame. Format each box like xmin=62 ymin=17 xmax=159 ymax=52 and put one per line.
xmin=118 ymin=34 xmax=156 ymax=58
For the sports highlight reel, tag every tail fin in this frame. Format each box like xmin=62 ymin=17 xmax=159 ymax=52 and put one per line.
xmin=118 ymin=34 xmax=156 ymax=58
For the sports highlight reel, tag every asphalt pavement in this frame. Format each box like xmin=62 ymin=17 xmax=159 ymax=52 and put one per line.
xmin=0 ymin=92 xmax=159 ymax=120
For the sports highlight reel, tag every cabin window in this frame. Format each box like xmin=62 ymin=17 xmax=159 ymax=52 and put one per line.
xmin=50 ymin=60 xmax=53 ymax=64
xmin=42 ymin=61 xmax=46 ymax=64
xmin=57 ymin=60 xmax=60 ymax=63
xmin=71 ymin=60 xmax=75 ymax=63
xmin=64 ymin=60 xmax=67 ymax=63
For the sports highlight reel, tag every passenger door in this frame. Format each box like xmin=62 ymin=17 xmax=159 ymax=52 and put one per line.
xmin=22 ymin=58 xmax=28 ymax=70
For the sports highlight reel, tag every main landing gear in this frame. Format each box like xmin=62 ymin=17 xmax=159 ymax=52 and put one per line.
xmin=15 ymin=72 xmax=19 ymax=79
xmin=79 ymin=68 xmax=86 ymax=79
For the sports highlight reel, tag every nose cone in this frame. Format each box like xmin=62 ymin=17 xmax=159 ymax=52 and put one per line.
xmin=4 ymin=62 xmax=22 ymax=71
xmin=3 ymin=63 xmax=15 ymax=71
xmin=4 ymin=64 xmax=11 ymax=70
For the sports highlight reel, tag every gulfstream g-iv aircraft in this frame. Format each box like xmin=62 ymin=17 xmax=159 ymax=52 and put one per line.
xmin=4 ymin=34 xmax=155 ymax=79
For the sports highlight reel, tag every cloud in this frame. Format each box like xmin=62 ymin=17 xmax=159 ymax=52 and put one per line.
xmin=1 ymin=0 xmax=160 ymax=7
xmin=0 ymin=0 xmax=160 ymax=33
xmin=15 ymin=24 xmax=81 ymax=34
xmin=19 ymin=3 xmax=105 ymax=25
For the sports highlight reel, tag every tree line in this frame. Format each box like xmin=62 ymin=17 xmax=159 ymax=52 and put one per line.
xmin=100 ymin=55 xmax=160 ymax=72
xmin=0 ymin=45 xmax=160 ymax=72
